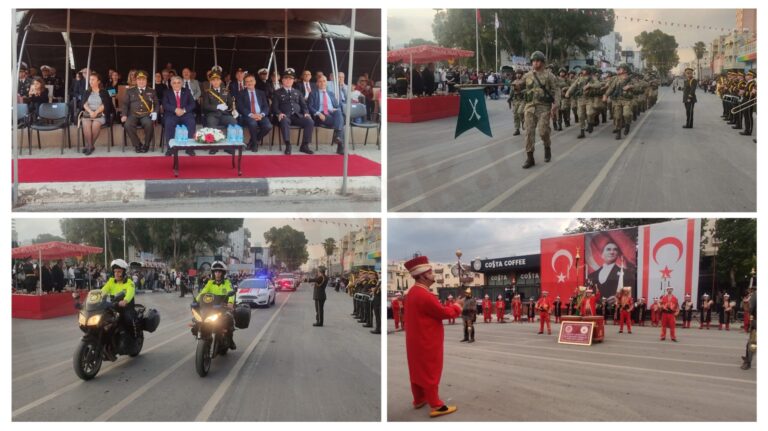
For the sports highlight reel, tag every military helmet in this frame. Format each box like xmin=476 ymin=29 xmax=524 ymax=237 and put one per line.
xmin=617 ymin=63 xmax=630 ymax=72
xmin=558 ymin=67 xmax=567 ymax=74
xmin=530 ymin=51 xmax=546 ymax=62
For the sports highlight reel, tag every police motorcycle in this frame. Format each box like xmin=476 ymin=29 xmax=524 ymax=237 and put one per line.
xmin=190 ymin=285 xmax=250 ymax=377
xmin=72 ymin=283 xmax=160 ymax=380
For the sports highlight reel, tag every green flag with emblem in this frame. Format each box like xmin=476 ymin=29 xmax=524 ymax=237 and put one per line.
xmin=455 ymin=87 xmax=492 ymax=138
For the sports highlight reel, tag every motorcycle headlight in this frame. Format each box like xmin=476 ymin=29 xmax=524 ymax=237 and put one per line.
xmin=86 ymin=314 xmax=102 ymax=326
xmin=78 ymin=313 xmax=86 ymax=326
xmin=205 ymin=313 xmax=220 ymax=323
xmin=192 ymin=309 xmax=202 ymax=322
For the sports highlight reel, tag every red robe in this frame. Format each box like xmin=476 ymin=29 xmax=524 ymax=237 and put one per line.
xmin=580 ymin=296 xmax=596 ymax=316
xmin=405 ymin=284 xmax=462 ymax=389
xmin=482 ymin=299 xmax=493 ymax=321
xmin=392 ymin=298 xmax=402 ymax=329
xmin=659 ymin=293 xmax=679 ymax=339
xmin=495 ymin=300 xmax=505 ymax=321
xmin=512 ymin=299 xmax=522 ymax=320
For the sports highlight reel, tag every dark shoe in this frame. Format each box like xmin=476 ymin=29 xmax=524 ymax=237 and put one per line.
xmin=522 ymin=152 xmax=535 ymax=169
xmin=468 ymin=339 xmax=475 ymax=343
xmin=134 ymin=146 xmax=142 ymax=153
xmin=252 ymin=144 xmax=259 ymax=152
xmin=230 ymin=339 xmax=237 ymax=350
xmin=739 ymin=131 xmax=751 ymax=136
xmin=313 ymin=323 xmax=323 ymax=327
xmin=513 ymin=129 xmax=521 ymax=136
xmin=165 ymin=149 xmax=173 ymax=156
xmin=335 ymin=137 xmax=344 ymax=155
xmin=299 ymin=144 xmax=314 ymax=154
xmin=186 ymin=149 xmax=196 ymax=156
xmin=460 ymin=338 xmax=468 ymax=342
xmin=209 ymin=149 xmax=218 ymax=155
xmin=370 ymin=330 xmax=381 ymax=334
xmin=82 ymin=148 xmax=88 ymax=154
xmin=544 ymin=146 xmax=551 ymax=162
xmin=577 ymin=129 xmax=585 ymax=139
xmin=732 ymin=125 xmax=742 ymax=129
xmin=587 ymin=122 xmax=593 ymax=134
xmin=284 ymin=143 xmax=291 ymax=155
xmin=741 ymin=362 xmax=751 ymax=370
xmin=682 ymin=125 xmax=691 ymax=128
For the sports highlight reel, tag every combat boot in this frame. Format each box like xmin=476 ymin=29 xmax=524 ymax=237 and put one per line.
xmin=577 ymin=129 xmax=585 ymax=139
xmin=573 ymin=109 xmax=579 ymax=123
xmin=513 ymin=129 xmax=521 ymax=136
xmin=522 ymin=152 xmax=535 ymax=169
xmin=615 ymin=129 xmax=622 ymax=140
xmin=587 ymin=122 xmax=594 ymax=134
xmin=601 ymin=109 xmax=607 ymax=123
xmin=544 ymin=146 xmax=551 ymax=162
xmin=624 ymin=124 xmax=630 ymax=136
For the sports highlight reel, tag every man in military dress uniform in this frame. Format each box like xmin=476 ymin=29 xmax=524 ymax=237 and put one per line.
xmin=310 ymin=267 xmax=328 ymax=327
xmin=740 ymin=70 xmax=756 ymax=136
xmin=272 ymin=68 xmax=314 ymax=155
xmin=121 ymin=70 xmax=158 ymax=153
xmin=370 ymin=275 xmax=381 ymax=334
xmin=603 ymin=63 xmax=634 ymax=140
xmin=682 ymin=67 xmax=697 ymax=129
xmin=521 ymin=51 xmax=560 ymax=169
xmin=460 ymin=288 xmax=477 ymax=343
xmin=202 ymin=71 xmax=237 ymax=154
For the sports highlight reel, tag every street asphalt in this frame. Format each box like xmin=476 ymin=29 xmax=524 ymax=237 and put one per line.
xmin=387 ymin=316 xmax=756 ymax=421
xmin=12 ymin=284 xmax=380 ymax=421
xmin=388 ymin=86 xmax=756 ymax=212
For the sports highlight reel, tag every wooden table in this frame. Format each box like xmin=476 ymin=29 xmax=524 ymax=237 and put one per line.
xmin=168 ymin=139 xmax=246 ymax=177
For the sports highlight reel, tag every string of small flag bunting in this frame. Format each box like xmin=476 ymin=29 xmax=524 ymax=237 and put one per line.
xmin=563 ymin=9 xmax=742 ymax=33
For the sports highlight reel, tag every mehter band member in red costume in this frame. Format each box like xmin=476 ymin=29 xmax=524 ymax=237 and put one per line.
xmin=659 ymin=286 xmax=679 ymax=342
xmin=681 ymin=294 xmax=694 ymax=328
xmin=512 ymin=294 xmax=523 ymax=323
xmin=403 ymin=255 xmax=462 ymax=418
xmin=495 ymin=295 xmax=506 ymax=323
xmin=580 ymin=288 xmax=597 ymax=317
xmin=482 ymin=294 xmax=493 ymax=323
xmin=392 ymin=292 xmax=403 ymax=331
xmin=617 ymin=286 xmax=634 ymax=334
xmin=536 ymin=291 xmax=553 ymax=335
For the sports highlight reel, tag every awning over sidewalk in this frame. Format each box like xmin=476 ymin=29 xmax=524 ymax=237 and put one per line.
xmin=387 ymin=44 xmax=474 ymax=64
xmin=12 ymin=241 xmax=103 ymax=260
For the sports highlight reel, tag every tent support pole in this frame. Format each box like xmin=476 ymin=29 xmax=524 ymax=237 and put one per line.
xmin=284 ymin=9 xmax=288 ymax=71
xmin=341 ymin=9 xmax=356 ymax=196
xmin=212 ymin=35 xmax=217 ymax=66
xmin=152 ymin=35 xmax=157 ymax=89
xmin=229 ymin=36 xmax=238 ymax=72
xmin=63 ymin=9 xmax=70 ymax=106
xmin=86 ymin=32 xmax=95 ymax=77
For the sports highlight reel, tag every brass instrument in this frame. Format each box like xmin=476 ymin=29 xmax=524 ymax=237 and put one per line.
xmin=731 ymin=98 xmax=756 ymax=114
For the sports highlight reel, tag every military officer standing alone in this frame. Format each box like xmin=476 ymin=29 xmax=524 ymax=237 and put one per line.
xmin=310 ymin=267 xmax=328 ymax=327
xmin=682 ymin=67 xmax=698 ymax=129
xmin=521 ymin=51 xmax=560 ymax=169
xmin=121 ymin=70 xmax=158 ymax=153
xmin=460 ymin=288 xmax=477 ymax=343
xmin=272 ymin=68 xmax=315 ymax=155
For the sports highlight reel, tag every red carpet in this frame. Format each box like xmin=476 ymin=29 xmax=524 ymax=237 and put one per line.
xmin=16 ymin=154 xmax=380 ymax=183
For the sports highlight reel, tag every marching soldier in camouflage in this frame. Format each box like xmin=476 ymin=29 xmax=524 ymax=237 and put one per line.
xmin=603 ymin=70 xmax=615 ymax=120
xmin=603 ymin=63 xmax=634 ymax=140
xmin=634 ymin=73 xmax=648 ymax=117
xmin=121 ymin=70 xmax=159 ymax=153
xmin=521 ymin=51 xmax=560 ymax=169
xmin=556 ymin=68 xmax=571 ymax=130
xmin=588 ymin=67 xmax=608 ymax=130
xmin=511 ymin=69 xmax=525 ymax=136
xmin=565 ymin=66 xmax=597 ymax=139
xmin=568 ymin=70 xmax=579 ymax=124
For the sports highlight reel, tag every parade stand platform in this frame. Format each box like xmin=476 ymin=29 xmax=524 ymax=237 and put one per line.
xmin=388 ymin=95 xmax=460 ymax=123
xmin=12 ymin=291 xmax=87 ymax=319
xmin=561 ymin=315 xmax=605 ymax=343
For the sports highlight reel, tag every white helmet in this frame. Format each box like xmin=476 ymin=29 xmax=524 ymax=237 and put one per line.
xmin=211 ymin=261 xmax=228 ymax=273
xmin=110 ymin=259 xmax=129 ymax=270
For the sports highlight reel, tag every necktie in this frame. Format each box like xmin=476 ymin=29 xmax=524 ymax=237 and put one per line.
xmin=239 ymin=82 xmax=243 ymax=91
xmin=322 ymin=91 xmax=329 ymax=115
xmin=175 ymin=91 xmax=180 ymax=109
xmin=306 ymin=82 xmax=310 ymax=95
xmin=185 ymin=81 xmax=190 ymax=90
xmin=250 ymin=91 xmax=256 ymax=114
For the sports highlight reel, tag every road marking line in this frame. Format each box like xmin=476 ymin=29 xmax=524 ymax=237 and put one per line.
xmin=570 ymin=93 xmax=664 ymax=212
xmin=12 ymin=317 xmax=191 ymax=383
xmin=450 ymin=345 xmax=756 ymax=385
xmin=195 ymin=292 xmax=292 ymax=421
xmin=477 ymin=339 xmax=738 ymax=368
xmin=12 ymin=329 xmax=190 ymax=418
xmin=477 ymin=126 xmax=610 ymax=211
xmin=388 ymin=138 xmax=507 ymax=183
xmin=94 ymin=351 xmax=195 ymax=421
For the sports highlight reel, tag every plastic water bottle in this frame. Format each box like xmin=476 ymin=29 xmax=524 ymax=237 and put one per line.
xmin=236 ymin=125 xmax=243 ymax=144
xmin=227 ymin=124 xmax=233 ymax=143
xmin=174 ymin=125 xmax=180 ymax=142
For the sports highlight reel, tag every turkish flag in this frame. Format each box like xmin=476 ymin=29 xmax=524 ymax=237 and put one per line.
xmin=541 ymin=234 xmax=585 ymax=302
xmin=637 ymin=219 xmax=701 ymax=304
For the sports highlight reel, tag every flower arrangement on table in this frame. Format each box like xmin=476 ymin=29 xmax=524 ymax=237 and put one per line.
xmin=194 ymin=128 xmax=226 ymax=144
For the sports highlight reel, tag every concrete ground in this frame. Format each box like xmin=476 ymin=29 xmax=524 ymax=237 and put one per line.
xmin=387 ymin=316 xmax=755 ymax=421
xmin=13 ymin=284 xmax=380 ymax=421
xmin=388 ymin=87 xmax=756 ymax=212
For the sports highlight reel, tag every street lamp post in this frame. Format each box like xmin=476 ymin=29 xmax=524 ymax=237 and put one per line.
xmin=712 ymin=239 xmax=720 ymax=297
xmin=456 ymin=249 xmax=463 ymax=290
xmin=122 ymin=218 xmax=127 ymax=260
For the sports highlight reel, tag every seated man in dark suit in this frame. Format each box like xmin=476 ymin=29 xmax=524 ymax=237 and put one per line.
xmin=294 ymin=69 xmax=315 ymax=101
xmin=162 ymin=75 xmax=197 ymax=156
xmin=236 ymin=74 xmax=272 ymax=152
xmin=308 ymin=75 xmax=345 ymax=155
xmin=229 ymin=67 xmax=246 ymax=99
xmin=272 ymin=68 xmax=314 ymax=155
